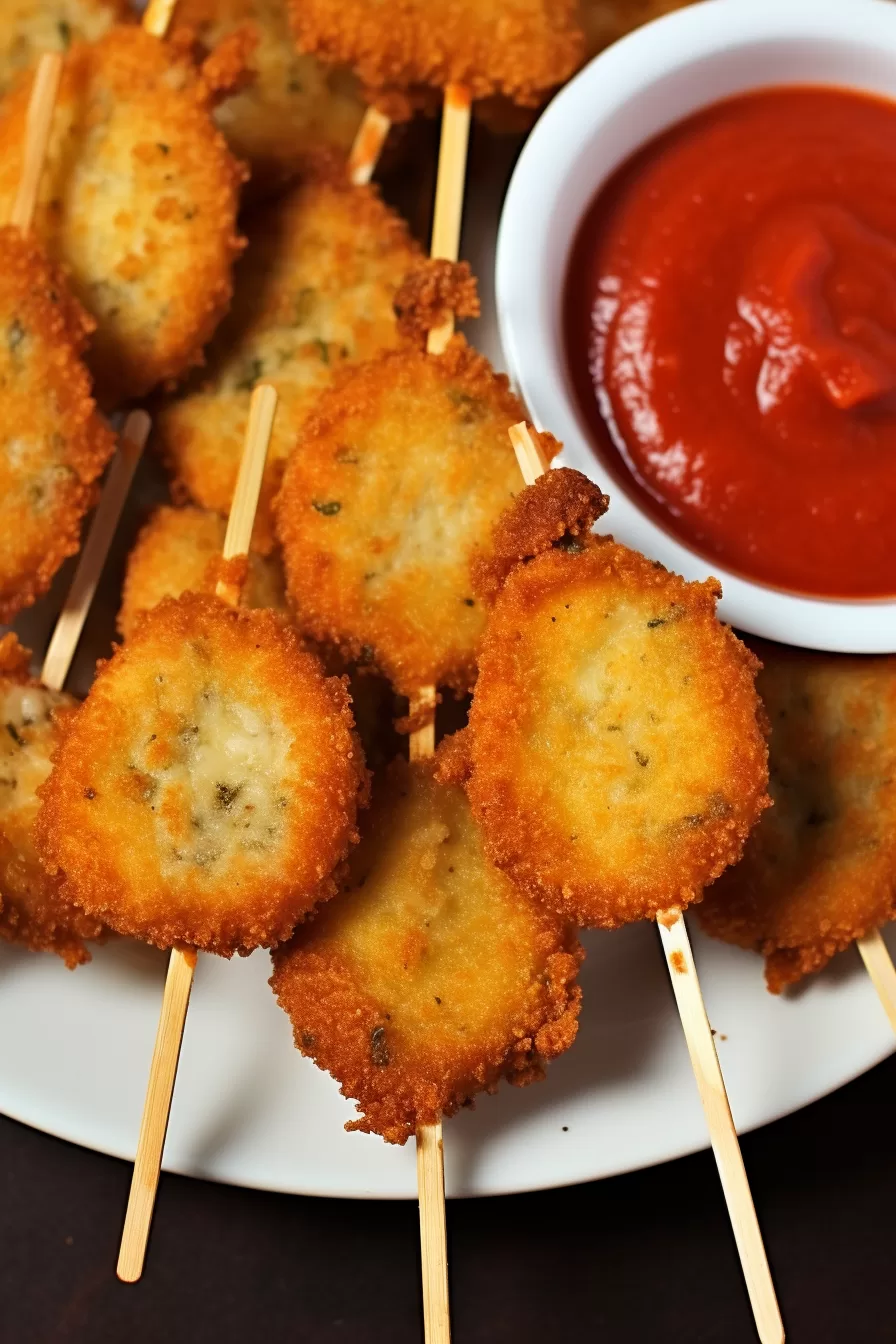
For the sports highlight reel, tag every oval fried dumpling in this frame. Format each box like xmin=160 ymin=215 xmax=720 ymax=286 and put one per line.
xmin=275 ymin=337 xmax=532 ymax=695
xmin=155 ymin=161 xmax=420 ymax=552
xmin=465 ymin=473 xmax=769 ymax=927
xmin=37 ymin=594 xmax=368 ymax=955
xmin=0 ymin=227 xmax=115 ymax=622
xmin=0 ymin=26 xmax=245 ymax=405
xmin=698 ymin=642 xmax=896 ymax=992
xmin=0 ymin=635 xmax=104 ymax=967
xmin=271 ymin=752 xmax=583 ymax=1144
xmin=0 ymin=0 xmax=131 ymax=95
xmin=118 ymin=504 xmax=287 ymax=640
xmin=289 ymin=0 xmax=584 ymax=108
xmin=170 ymin=0 xmax=365 ymax=195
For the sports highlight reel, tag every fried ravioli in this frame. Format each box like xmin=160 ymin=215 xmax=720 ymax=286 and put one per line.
xmin=0 ymin=0 xmax=131 ymax=96
xmin=0 ymin=635 xmax=104 ymax=967
xmin=37 ymin=593 xmax=368 ymax=956
xmin=118 ymin=504 xmax=287 ymax=640
xmin=289 ymin=0 xmax=584 ymax=108
xmin=271 ymin=753 xmax=583 ymax=1144
xmin=464 ymin=473 xmax=770 ymax=928
xmin=170 ymin=0 xmax=365 ymax=195
xmin=0 ymin=227 xmax=115 ymax=622
xmin=0 ymin=25 xmax=245 ymax=405
xmin=275 ymin=337 xmax=533 ymax=696
xmin=155 ymin=162 xmax=420 ymax=553
xmin=698 ymin=642 xmax=896 ymax=992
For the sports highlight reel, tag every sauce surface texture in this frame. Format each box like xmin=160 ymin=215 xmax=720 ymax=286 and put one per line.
xmin=565 ymin=86 xmax=896 ymax=598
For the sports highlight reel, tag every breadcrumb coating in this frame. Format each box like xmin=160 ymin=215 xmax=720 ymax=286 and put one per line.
xmin=0 ymin=0 xmax=131 ymax=96
xmin=472 ymin=465 xmax=607 ymax=605
xmin=698 ymin=642 xmax=896 ymax=992
xmin=118 ymin=504 xmax=286 ymax=641
xmin=465 ymin=505 xmax=769 ymax=927
xmin=170 ymin=0 xmax=365 ymax=197
xmin=156 ymin=162 xmax=420 ymax=553
xmin=0 ymin=26 xmax=246 ymax=405
xmin=271 ymin=753 xmax=583 ymax=1144
xmin=36 ymin=594 xmax=369 ymax=956
xmin=0 ymin=635 xmax=104 ymax=967
xmin=393 ymin=259 xmax=480 ymax=348
xmin=289 ymin=0 xmax=584 ymax=108
xmin=275 ymin=337 xmax=529 ymax=695
xmin=0 ymin=227 xmax=115 ymax=623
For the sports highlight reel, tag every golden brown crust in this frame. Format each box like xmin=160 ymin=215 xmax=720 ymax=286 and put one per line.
xmin=0 ymin=26 xmax=246 ymax=405
xmin=117 ymin=504 xmax=287 ymax=640
xmin=170 ymin=0 xmax=366 ymax=197
xmin=466 ymin=528 xmax=770 ymax=928
xmin=270 ymin=755 xmax=583 ymax=1143
xmin=275 ymin=337 xmax=527 ymax=694
xmin=0 ymin=227 xmax=115 ymax=622
xmin=0 ymin=0 xmax=132 ymax=96
xmin=472 ymin=465 xmax=607 ymax=605
xmin=289 ymin=0 xmax=585 ymax=107
xmin=36 ymin=593 xmax=369 ymax=955
xmin=155 ymin=164 xmax=421 ymax=553
xmin=697 ymin=641 xmax=896 ymax=992
xmin=393 ymin=259 xmax=480 ymax=347
xmin=0 ymin=634 xmax=105 ymax=967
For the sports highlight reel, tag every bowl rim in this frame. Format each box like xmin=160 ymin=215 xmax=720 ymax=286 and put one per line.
xmin=495 ymin=0 xmax=896 ymax=653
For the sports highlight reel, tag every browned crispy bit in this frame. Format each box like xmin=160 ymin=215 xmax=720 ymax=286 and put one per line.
xmin=393 ymin=259 xmax=480 ymax=347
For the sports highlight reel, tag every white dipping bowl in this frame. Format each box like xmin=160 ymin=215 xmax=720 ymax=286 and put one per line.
xmin=496 ymin=0 xmax=896 ymax=652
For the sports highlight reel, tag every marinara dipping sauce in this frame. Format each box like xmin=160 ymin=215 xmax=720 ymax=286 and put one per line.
xmin=565 ymin=86 xmax=896 ymax=599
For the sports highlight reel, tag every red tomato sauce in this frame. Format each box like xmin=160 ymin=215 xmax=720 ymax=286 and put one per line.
xmin=564 ymin=86 xmax=896 ymax=599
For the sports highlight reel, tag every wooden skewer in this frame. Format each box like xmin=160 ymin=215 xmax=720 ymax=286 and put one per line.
xmin=508 ymin=422 xmax=783 ymax=1344
xmin=348 ymin=106 xmax=393 ymax=186
xmin=403 ymin=78 xmax=473 ymax=1344
xmin=41 ymin=411 xmax=151 ymax=692
xmin=857 ymin=929 xmax=896 ymax=1034
xmin=142 ymin=0 xmax=179 ymax=37
xmin=116 ymin=385 xmax=279 ymax=1285
xmin=10 ymin=52 xmax=62 ymax=234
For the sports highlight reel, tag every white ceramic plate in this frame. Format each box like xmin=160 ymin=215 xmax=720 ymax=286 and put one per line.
xmin=0 ymin=122 xmax=893 ymax=1199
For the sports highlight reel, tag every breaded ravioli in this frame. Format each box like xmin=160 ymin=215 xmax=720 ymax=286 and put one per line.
xmin=156 ymin=163 xmax=420 ymax=552
xmin=0 ymin=635 xmax=104 ymax=967
xmin=464 ymin=471 xmax=770 ymax=928
xmin=0 ymin=227 xmax=115 ymax=622
xmin=290 ymin=0 xmax=584 ymax=108
xmin=698 ymin=643 xmax=896 ymax=992
xmin=170 ymin=0 xmax=364 ymax=194
xmin=0 ymin=0 xmax=131 ymax=96
xmin=0 ymin=26 xmax=245 ymax=405
xmin=37 ymin=593 xmax=368 ymax=956
xmin=271 ymin=753 xmax=583 ymax=1144
xmin=275 ymin=337 xmax=533 ymax=696
xmin=118 ymin=504 xmax=286 ymax=640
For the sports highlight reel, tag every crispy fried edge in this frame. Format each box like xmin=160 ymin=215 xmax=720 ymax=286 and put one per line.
xmin=0 ymin=227 xmax=115 ymax=622
xmin=466 ymin=537 xmax=770 ymax=927
xmin=35 ymin=593 xmax=370 ymax=956
xmin=288 ymin=0 xmax=585 ymax=107
xmin=275 ymin=334 xmax=529 ymax=695
xmin=471 ymin=465 xmax=607 ymax=605
xmin=393 ymin=259 xmax=479 ymax=347
xmin=270 ymin=752 xmax=583 ymax=1143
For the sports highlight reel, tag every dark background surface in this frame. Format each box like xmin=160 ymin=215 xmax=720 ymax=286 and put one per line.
xmin=1 ymin=1050 xmax=893 ymax=1344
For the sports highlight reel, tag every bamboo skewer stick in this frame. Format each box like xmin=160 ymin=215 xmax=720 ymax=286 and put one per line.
xmin=142 ymin=0 xmax=179 ymax=37
xmin=402 ymin=79 xmax=473 ymax=1344
xmin=10 ymin=52 xmax=62 ymax=234
xmin=42 ymin=411 xmax=151 ymax=692
xmin=116 ymin=385 xmax=279 ymax=1285
xmin=348 ymin=106 xmax=393 ymax=186
xmin=857 ymin=929 xmax=896 ymax=1034
xmin=509 ymin=421 xmax=783 ymax=1344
